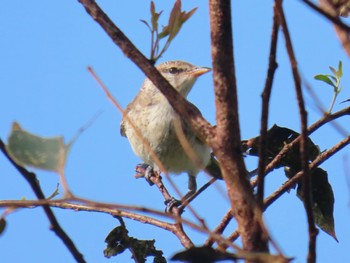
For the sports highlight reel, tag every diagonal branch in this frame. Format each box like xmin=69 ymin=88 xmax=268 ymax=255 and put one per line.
xmin=229 ymin=134 xmax=350 ymax=245
xmin=264 ymin=135 xmax=350 ymax=208
xmin=0 ymin=139 xmax=86 ymax=263
xmin=302 ymin=0 xmax=350 ymax=57
xmin=302 ymin=0 xmax=350 ymax=31
xmin=77 ymin=0 xmax=215 ymax=145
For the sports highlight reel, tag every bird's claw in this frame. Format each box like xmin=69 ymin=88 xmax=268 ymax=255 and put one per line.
xmin=135 ymin=163 xmax=155 ymax=186
xmin=164 ymin=197 xmax=182 ymax=213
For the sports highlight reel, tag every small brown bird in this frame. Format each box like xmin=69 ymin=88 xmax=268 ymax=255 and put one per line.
xmin=120 ymin=60 xmax=220 ymax=203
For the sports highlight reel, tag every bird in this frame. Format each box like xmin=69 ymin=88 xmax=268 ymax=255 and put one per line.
xmin=120 ymin=60 xmax=221 ymax=205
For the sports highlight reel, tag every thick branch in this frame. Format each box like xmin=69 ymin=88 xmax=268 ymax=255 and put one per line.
xmin=209 ymin=0 xmax=268 ymax=252
xmin=0 ymin=139 xmax=85 ymax=263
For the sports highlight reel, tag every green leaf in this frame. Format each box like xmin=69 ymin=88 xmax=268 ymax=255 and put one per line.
xmin=6 ymin=122 xmax=70 ymax=172
xmin=140 ymin=19 xmax=152 ymax=32
xmin=166 ymin=0 xmax=181 ymax=41
xmin=158 ymin=25 xmax=170 ymax=39
xmin=150 ymin=1 xmax=162 ymax=32
xmin=330 ymin=75 xmax=338 ymax=83
xmin=159 ymin=0 xmax=197 ymax=41
xmin=181 ymin=7 xmax=197 ymax=23
xmin=314 ymin=74 xmax=335 ymax=88
xmin=0 ymin=218 xmax=6 ymax=236
xmin=47 ymin=184 xmax=60 ymax=200
xmin=329 ymin=66 xmax=337 ymax=77
xmin=297 ymin=168 xmax=337 ymax=241
xmin=338 ymin=60 xmax=343 ymax=78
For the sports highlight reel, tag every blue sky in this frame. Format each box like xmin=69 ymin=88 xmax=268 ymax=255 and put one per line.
xmin=1 ymin=1 xmax=350 ymax=262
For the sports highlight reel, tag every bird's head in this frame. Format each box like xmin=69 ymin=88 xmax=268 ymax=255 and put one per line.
xmin=156 ymin=60 xmax=211 ymax=97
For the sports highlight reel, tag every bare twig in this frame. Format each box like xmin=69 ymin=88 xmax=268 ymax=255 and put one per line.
xmin=276 ymin=2 xmax=317 ymax=262
xmin=205 ymin=209 xmax=233 ymax=247
xmin=0 ymin=139 xmax=86 ymax=263
xmin=257 ymin=4 xmax=280 ymax=206
xmin=138 ymin=169 xmax=194 ymax=248
xmin=0 ymin=197 xmax=244 ymax=252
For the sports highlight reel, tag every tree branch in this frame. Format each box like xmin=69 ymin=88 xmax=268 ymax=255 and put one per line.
xmin=276 ymin=2 xmax=317 ymax=262
xmin=302 ymin=0 xmax=350 ymax=57
xmin=302 ymin=0 xmax=350 ymax=31
xmin=78 ymin=0 xmax=215 ymax=145
xmin=204 ymin=209 xmax=233 ymax=247
xmin=0 ymin=139 xmax=86 ymax=263
xmin=0 ymin=197 xmax=243 ymax=252
xmin=209 ymin=0 xmax=268 ymax=253
xmin=257 ymin=4 xmax=280 ymax=205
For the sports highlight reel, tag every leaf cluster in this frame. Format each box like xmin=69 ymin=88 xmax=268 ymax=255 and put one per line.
xmin=314 ymin=61 xmax=344 ymax=113
xmin=140 ymin=0 xmax=197 ymax=63
xmin=243 ymin=125 xmax=336 ymax=240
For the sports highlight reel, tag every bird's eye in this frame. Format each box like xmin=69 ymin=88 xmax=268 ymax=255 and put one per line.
xmin=168 ymin=67 xmax=180 ymax=74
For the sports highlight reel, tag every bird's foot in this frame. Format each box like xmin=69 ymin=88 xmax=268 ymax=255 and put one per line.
xmin=164 ymin=197 xmax=182 ymax=213
xmin=135 ymin=163 xmax=156 ymax=186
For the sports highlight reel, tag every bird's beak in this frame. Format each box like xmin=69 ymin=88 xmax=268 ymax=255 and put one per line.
xmin=190 ymin=67 xmax=211 ymax=77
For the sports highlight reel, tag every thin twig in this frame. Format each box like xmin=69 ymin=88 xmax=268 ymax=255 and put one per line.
xmin=0 ymin=139 xmax=86 ymax=263
xmin=140 ymin=169 xmax=194 ymax=248
xmin=205 ymin=209 xmax=233 ymax=247
xmin=276 ymin=2 xmax=317 ymax=262
xmin=257 ymin=4 xmax=280 ymax=206
xmin=301 ymin=0 xmax=350 ymax=31
xmin=302 ymin=0 xmax=350 ymax=56
xmin=0 ymin=199 xmax=174 ymax=230
xmin=0 ymin=197 xmax=244 ymax=252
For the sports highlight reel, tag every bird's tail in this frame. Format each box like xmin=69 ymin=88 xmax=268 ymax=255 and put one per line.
xmin=204 ymin=154 xmax=222 ymax=180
